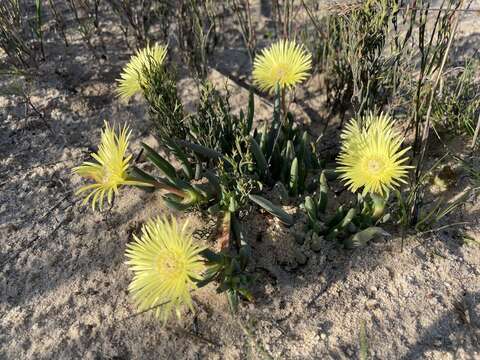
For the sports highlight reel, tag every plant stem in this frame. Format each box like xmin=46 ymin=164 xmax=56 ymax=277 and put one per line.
xmin=471 ymin=113 xmax=480 ymax=149
xmin=415 ymin=0 xmax=464 ymax=179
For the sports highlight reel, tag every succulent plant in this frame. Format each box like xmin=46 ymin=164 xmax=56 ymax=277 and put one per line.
xmin=198 ymin=242 xmax=254 ymax=313
xmin=189 ymin=83 xmax=254 ymax=156
xmin=142 ymin=57 xmax=187 ymax=142
xmin=250 ymin=87 xmax=321 ymax=195
xmin=129 ymin=140 xmax=219 ymax=211
xmin=248 ymin=194 xmax=294 ymax=226
xmin=303 ymin=171 xmax=391 ymax=248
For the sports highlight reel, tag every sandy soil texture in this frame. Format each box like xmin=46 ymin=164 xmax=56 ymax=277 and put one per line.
xmin=1 ymin=2 xmax=480 ymax=359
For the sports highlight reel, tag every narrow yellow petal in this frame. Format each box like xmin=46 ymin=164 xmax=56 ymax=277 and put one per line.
xmin=252 ymin=39 xmax=312 ymax=93
xmin=336 ymin=113 xmax=413 ymax=196
xmin=72 ymin=122 xmax=146 ymax=210
xmin=116 ymin=44 xmax=168 ymax=101
xmin=125 ymin=216 xmax=205 ymax=323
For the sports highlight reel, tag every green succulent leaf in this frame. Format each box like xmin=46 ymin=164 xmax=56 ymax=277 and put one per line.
xmin=238 ymin=244 xmax=251 ymax=269
xmin=285 ymin=140 xmax=295 ymax=161
xmin=246 ymin=91 xmax=254 ymax=133
xmin=289 ymin=157 xmax=299 ymax=195
xmin=326 ymin=205 xmax=346 ymax=229
xmin=129 ymin=166 xmax=179 ymax=194
xmin=338 ymin=208 xmax=356 ymax=229
xmin=273 ymin=84 xmax=281 ymax=125
xmin=141 ymin=142 xmax=177 ymax=180
xmin=323 ymin=168 xmax=339 ymax=181
xmin=129 ymin=165 xmax=158 ymax=186
xmin=227 ymin=289 xmax=239 ymax=313
xmin=304 ymin=195 xmax=317 ymax=222
xmin=344 ymin=227 xmax=390 ymax=249
xmin=163 ymin=196 xmax=192 ymax=211
xmin=165 ymin=141 xmax=194 ymax=179
xmin=231 ymin=215 xmax=246 ymax=247
xmin=204 ymin=170 xmax=221 ymax=194
xmin=200 ymin=248 xmax=224 ymax=264
xmin=248 ymin=194 xmax=294 ymax=226
xmin=300 ymin=131 xmax=312 ymax=167
xmin=250 ymin=136 xmax=268 ymax=178
xmin=325 ymin=228 xmax=339 ymax=241
xmin=317 ymin=171 xmax=329 ymax=213
xmin=178 ymin=140 xmax=222 ymax=159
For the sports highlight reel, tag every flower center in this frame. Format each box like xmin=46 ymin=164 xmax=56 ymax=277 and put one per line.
xmin=274 ymin=63 xmax=289 ymax=81
xmin=367 ymin=158 xmax=384 ymax=174
xmin=102 ymin=169 xmax=113 ymax=184
xmin=156 ymin=253 xmax=184 ymax=277
xmin=101 ymin=162 xmax=125 ymax=185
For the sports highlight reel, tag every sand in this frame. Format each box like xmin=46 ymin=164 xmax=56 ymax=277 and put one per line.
xmin=1 ymin=2 xmax=479 ymax=359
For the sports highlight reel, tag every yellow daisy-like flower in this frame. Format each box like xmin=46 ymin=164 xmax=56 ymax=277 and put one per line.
xmin=125 ymin=216 xmax=205 ymax=323
xmin=116 ymin=43 xmax=167 ymax=101
xmin=252 ymin=39 xmax=312 ymax=93
xmin=73 ymin=122 xmax=148 ymax=210
xmin=336 ymin=113 xmax=413 ymax=196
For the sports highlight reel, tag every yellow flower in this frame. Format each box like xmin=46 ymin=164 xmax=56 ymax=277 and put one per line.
xmin=73 ymin=122 xmax=148 ymax=210
xmin=336 ymin=113 xmax=413 ymax=196
xmin=252 ymin=39 xmax=312 ymax=93
xmin=116 ymin=44 xmax=167 ymax=100
xmin=125 ymin=216 xmax=205 ymax=323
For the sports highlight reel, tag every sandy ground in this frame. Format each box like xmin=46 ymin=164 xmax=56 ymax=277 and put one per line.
xmin=1 ymin=2 xmax=480 ymax=359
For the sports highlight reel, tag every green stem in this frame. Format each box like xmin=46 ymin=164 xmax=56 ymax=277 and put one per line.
xmin=370 ymin=193 xmax=386 ymax=221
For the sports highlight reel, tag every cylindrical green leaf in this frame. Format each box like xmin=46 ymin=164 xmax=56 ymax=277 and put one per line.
xmin=141 ymin=142 xmax=176 ymax=180
xmin=248 ymin=194 xmax=294 ymax=226
xmin=250 ymin=136 xmax=268 ymax=178
xmin=304 ymin=195 xmax=317 ymax=222
xmin=289 ymin=157 xmax=299 ymax=195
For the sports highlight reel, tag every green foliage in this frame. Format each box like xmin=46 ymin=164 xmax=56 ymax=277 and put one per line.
xmin=393 ymin=155 xmax=474 ymax=235
xmin=359 ymin=320 xmax=369 ymax=360
xmin=142 ymin=76 xmax=319 ymax=218
xmin=303 ymin=171 xmax=329 ymax=233
xmin=432 ymin=60 xmax=480 ymax=138
xmin=198 ymin=244 xmax=254 ymax=313
xmin=248 ymin=194 xmax=294 ymax=226
xmin=130 ymin=124 xmax=260 ymax=216
xmin=142 ymin=60 xmax=188 ymax=141
xmin=175 ymin=0 xmax=222 ymax=79
xmin=189 ymin=83 xmax=253 ymax=156
xmin=216 ymin=135 xmax=261 ymax=213
xmin=106 ymin=0 xmax=173 ymax=47
xmin=143 ymin=62 xmax=253 ymax=161
xmin=397 ymin=0 xmax=461 ymax=156
xmin=33 ymin=0 xmax=45 ymax=60
xmin=251 ymin=90 xmax=320 ymax=194
xmin=138 ymin=74 xmax=326 ymax=245
xmin=187 ymin=87 xmax=259 ymax=213
xmin=129 ymin=141 xmax=216 ymax=210
xmin=395 ymin=185 xmax=471 ymax=234
xmin=303 ymin=171 xmax=390 ymax=248
xmin=0 ymin=0 xmax=37 ymax=69
xmin=312 ymin=0 xmax=405 ymax=115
